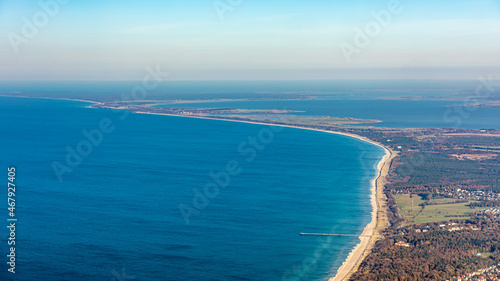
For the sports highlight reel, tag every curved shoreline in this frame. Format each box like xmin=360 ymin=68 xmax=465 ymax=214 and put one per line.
xmin=329 ymin=146 xmax=393 ymax=281
xmin=132 ymin=112 xmax=395 ymax=281
xmin=2 ymin=95 xmax=393 ymax=280
xmin=0 ymin=94 xmax=99 ymax=105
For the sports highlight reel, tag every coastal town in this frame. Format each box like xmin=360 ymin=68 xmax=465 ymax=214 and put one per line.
xmin=445 ymin=263 xmax=500 ymax=281
xmin=5 ymin=0 xmax=499 ymax=279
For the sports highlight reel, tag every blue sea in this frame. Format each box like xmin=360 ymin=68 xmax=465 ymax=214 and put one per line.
xmin=2 ymin=80 xmax=496 ymax=129
xmin=0 ymin=96 xmax=385 ymax=281
xmin=0 ymin=80 xmax=498 ymax=280
xmin=156 ymin=99 xmax=500 ymax=129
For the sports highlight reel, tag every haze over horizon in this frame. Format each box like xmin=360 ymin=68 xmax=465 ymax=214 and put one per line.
xmin=1 ymin=0 xmax=500 ymax=80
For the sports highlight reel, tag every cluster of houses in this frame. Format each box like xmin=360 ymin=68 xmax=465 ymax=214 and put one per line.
xmin=455 ymin=189 xmax=500 ymax=201
xmin=413 ymin=227 xmax=430 ymax=233
xmin=432 ymin=188 xmax=500 ymax=202
xmin=484 ymin=208 xmax=500 ymax=219
xmin=444 ymin=263 xmax=500 ymax=281
xmin=395 ymin=189 xmax=500 ymax=203
xmin=409 ymin=223 xmax=481 ymax=234
xmin=389 ymin=222 xmax=483 ymax=241
xmin=394 ymin=223 xmax=483 ymax=247
xmin=438 ymin=222 xmax=481 ymax=232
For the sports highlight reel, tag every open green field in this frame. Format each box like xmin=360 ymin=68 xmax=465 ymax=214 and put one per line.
xmin=413 ymin=202 xmax=473 ymax=224
xmin=395 ymin=194 xmax=425 ymax=219
xmin=258 ymin=116 xmax=382 ymax=126
xmin=429 ymin=198 xmax=464 ymax=204
xmin=395 ymin=194 xmax=476 ymax=225
xmin=471 ymin=145 xmax=500 ymax=152
xmin=415 ymin=134 xmax=436 ymax=140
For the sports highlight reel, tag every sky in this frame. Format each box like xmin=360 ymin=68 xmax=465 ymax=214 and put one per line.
xmin=1 ymin=0 xmax=500 ymax=80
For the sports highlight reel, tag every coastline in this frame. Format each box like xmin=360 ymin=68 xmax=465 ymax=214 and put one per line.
xmin=3 ymin=95 xmax=394 ymax=280
xmin=329 ymin=146 xmax=393 ymax=281
xmin=134 ymin=111 xmax=383 ymax=145
xmin=133 ymin=111 xmax=395 ymax=281
xmin=0 ymin=94 xmax=100 ymax=105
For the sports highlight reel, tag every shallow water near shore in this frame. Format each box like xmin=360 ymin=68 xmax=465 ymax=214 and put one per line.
xmin=0 ymin=96 xmax=386 ymax=280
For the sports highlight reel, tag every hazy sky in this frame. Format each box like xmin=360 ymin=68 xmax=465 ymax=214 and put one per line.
xmin=1 ymin=0 xmax=500 ymax=80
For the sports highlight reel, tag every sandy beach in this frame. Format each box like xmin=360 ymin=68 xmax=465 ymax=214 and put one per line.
xmin=16 ymin=96 xmax=392 ymax=281
xmin=133 ymin=111 xmax=395 ymax=281
xmin=25 ymin=97 xmax=392 ymax=280
xmin=329 ymin=146 xmax=393 ymax=281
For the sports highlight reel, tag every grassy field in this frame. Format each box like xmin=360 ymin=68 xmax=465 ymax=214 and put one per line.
xmin=395 ymin=194 xmax=425 ymax=219
xmin=471 ymin=145 xmax=500 ymax=152
xmin=415 ymin=134 xmax=436 ymax=140
xmin=395 ymin=194 xmax=476 ymax=225
xmin=429 ymin=198 xmax=464 ymax=204
xmin=413 ymin=202 xmax=473 ymax=224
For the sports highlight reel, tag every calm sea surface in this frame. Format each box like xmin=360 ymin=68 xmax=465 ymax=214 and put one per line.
xmin=157 ymin=99 xmax=500 ymax=129
xmin=0 ymin=96 xmax=385 ymax=280
xmin=2 ymin=80 xmax=497 ymax=129
xmin=1 ymin=80 xmax=497 ymax=280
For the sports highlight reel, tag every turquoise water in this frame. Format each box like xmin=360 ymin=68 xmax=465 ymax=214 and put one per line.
xmin=0 ymin=96 xmax=385 ymax=280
